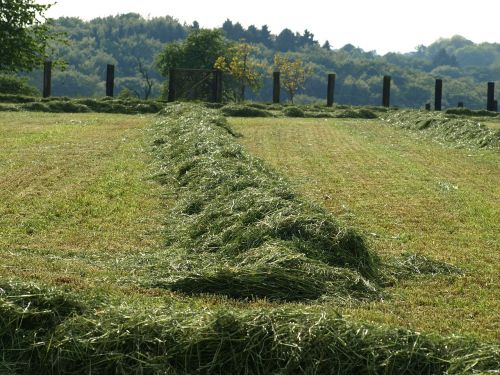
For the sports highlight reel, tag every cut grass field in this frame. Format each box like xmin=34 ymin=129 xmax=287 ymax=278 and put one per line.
xmin=230 ymin=117 xmax=500 ymax=341
xmin=0 ymin=112 xmax=165 ymax=292
xmin=1 ymin=108 xmax=499 ymax=373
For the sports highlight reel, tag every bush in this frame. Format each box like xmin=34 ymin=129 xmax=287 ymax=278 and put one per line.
xmin=0 ymin=75 xmax=39 ymax=96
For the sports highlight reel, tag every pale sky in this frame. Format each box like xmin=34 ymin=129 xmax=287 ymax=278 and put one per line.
xmin=39 ymin=0 xmax=500 ymax=54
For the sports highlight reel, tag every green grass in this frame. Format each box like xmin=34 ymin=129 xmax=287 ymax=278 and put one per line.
xmin=0 ymin=112 xmax=164 ymax=290
xmin=230 ymin=116 xmax=500 ymax=341
xmin=1 ymin=107 xmax=499 ymax=373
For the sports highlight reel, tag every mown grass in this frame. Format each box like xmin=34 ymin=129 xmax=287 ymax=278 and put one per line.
xmin=0 ymin=112 xmax=165 ymax=291
xmin=1 ymin=108 xmax=498 ymax=373
xmin=230 ymin=116 xmax=500 ymax=341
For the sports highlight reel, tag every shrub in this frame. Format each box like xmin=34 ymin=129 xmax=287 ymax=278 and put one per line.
xmin=0 ymin=75 xmax=39 ymax=96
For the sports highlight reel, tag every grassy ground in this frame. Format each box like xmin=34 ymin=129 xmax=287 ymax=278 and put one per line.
xmin=0 ymin=112 xmax=165 ymax=293
xmin=484 ymin=117 xmax=500 ymax=129
xmin=230 ymin=117 xmax=500 ymax=341
xmin=1 ymin=109 xmax=498 ymax=373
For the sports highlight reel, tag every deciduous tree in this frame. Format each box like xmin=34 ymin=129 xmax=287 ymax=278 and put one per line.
xmin=0 ymin=0 xmax=61 ymax=72
xmin=214 ymin=42 xmax=263 ymax=101
xmin=273 ymin=53 xmax=312 ymax=103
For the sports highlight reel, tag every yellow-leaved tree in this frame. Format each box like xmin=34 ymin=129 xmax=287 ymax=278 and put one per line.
xmin=273 ymin=54 xmax=313 ymax=103
xmin=214 ymin=42 xmax=263 ymax=102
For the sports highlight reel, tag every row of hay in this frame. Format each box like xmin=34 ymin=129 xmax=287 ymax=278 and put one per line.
xmin=1 ymin=280 xmax=498 ymax=374
xmin=148 ymin=103 xmax=381 ymax=303
xmin=0 ymin=95 xmax=164 ymax=114
xmin=218 ymin=103 xmax=383 ymax=119
xmin=383 ymin=110 xmax=500 ymax=149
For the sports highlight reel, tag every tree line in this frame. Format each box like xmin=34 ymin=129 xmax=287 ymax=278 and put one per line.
xmin=1 ymin=8 xmax=498 ymax=108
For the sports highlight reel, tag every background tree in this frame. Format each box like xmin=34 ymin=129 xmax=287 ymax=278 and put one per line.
xmin=214 ymin=42 xmax=263 ymax=101
xmin=157 ymin=29 xmax=228 ymax=76
xmin=0 ymin=0 xmax=60 ymax=72
xmin=273 ymin=54 xmax=312 ymax=103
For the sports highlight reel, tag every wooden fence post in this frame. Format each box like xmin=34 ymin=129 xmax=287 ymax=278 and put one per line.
xmin=167 ymin=69 xmax=176 ymax=102
xmin=327 ymin=73 xmax=335 ymax=107
xmin=487 ymin=82 xmax=495 ymax=111
xmin=458 ymin=102 xmax=464 ymax=108
xmin=211 ymin=69 xmax=223 ymax=103
xmin=106 ymin=64 xmax=115 ymax=97
xmin=273 ymin=72 xmax=280 ymax=104
xmin=382 ymin=75 xmax=391 ymax=107
xmin=425 ymin=103 xmax=431 ymax=111
xmin=43 ymin=61 xmax=52 ymax=98
xmin=434 ymin=79 xmax=442 ymax=111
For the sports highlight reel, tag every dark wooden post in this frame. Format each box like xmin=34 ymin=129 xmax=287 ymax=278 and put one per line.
xmin=327 ymin=73 xmax=336 ymax=107
xmin=494 ymin=100 xmax=498 ymax=112
xmin=43 ymin=61 xmax=52 ymax=98
xmin=273 ymin=71 xmax=280 ymax=104
xmin=211 ymin=69 xmax=223 ymax=103
xmin=487 ymin=82 xmax=495 ymax=111
xmin=425 ymin=103 xmax=431 ymax=111
xmin=382 ymin=75 xmax=391 ymax=107
xmin=434 ymin=79 xmax=443 ymax=111
xmin=106 ymin=64 xmax=115 ymax=97
xmin=458 ymin=102 xmax=464 ymax=108
xmin=167 ymin=69 xmax=176 ymax=102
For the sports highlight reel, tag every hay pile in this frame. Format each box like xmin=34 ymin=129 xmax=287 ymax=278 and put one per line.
xmin=150 ymin=103 xmax=380 ymax=302
xmin=383 ymin=110 xmax=500 ymax=149
xmin=0 ymin=94 xmax=164 ymax=114
xmin=1 ymin=281 xmax=498 ymax=374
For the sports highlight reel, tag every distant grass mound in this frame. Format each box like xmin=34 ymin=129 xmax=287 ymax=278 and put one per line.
xmin=384 ymin=110 xmax=500 ymax=149
xmin=0 ymin=94 xmax=164 ymax=114
xmin=150 ymin=103 xmax=380 ymax=302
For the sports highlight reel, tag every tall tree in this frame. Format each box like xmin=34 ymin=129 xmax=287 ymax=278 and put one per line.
xmin=214 ymin=42 xmax=263 ymax=101
xmin=273 ymin=53 xmax=312 ymax=103
xmin=157 ymin=29 xmax=228 ymax=76
xmin=275 ymin=29 xmax=296 ymax=52
xmin=0 ymin=0 xmax=61 ymax=72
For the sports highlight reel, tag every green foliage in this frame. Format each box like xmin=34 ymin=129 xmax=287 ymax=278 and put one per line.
xmin=273 ymin=54 xmax=313 ymax=103
xmin=0 ymin=75 xmax=39 ymax=95
xmin=0 ymin=0 xmax=62 ymax=72
xmin=214 ymin=42 xmax=264 ymax=101
xmin=157 ymin=29 xmax=228 ymax=77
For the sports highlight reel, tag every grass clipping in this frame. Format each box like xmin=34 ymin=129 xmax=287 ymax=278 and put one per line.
xmin=1 ymin=281 xmax=499 ymax=374
xmin=383 ymin=109 xmax=500 ymax=149
xmin=150 ymin=103 xmax=380 ymax=302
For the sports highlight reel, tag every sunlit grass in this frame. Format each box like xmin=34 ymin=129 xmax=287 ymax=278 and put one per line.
xmin=230 ymin=117 xmax=500 ymax=341
xmin=0 ymin=112 xmax=165 ymax=291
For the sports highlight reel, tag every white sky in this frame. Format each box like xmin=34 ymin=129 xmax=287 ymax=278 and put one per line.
xmin=40 ymin=0 xmax=500 ymax=54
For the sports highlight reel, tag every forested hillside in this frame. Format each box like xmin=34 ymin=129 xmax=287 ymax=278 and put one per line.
xmin=19 ymin=14 xmax=500 ymax=108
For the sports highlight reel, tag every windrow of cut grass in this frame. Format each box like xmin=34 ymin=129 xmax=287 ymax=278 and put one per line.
xmin=0 ymin=94 xmax=164 ymax=114
xmin=148 ymin=103 xmax=381 ymax=302
xmin=1 ymin=108 xmax=498 ymax=373
xmin=383 ymin=109 xmax=500 ymax=149
xmin=1 ymin=280 xmax=499 ymax=374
